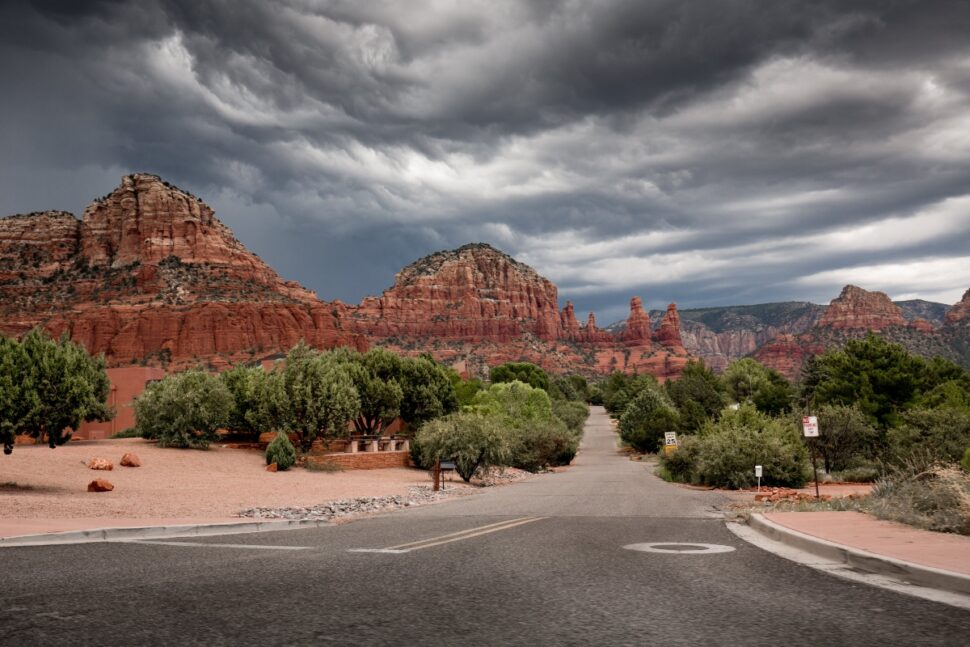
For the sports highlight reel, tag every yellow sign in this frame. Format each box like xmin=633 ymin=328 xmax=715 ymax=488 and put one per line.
xmin=663 ymin=444 xmax=677 ymax=455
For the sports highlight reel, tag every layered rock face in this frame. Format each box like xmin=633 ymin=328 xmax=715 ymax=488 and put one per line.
xmin=344 ymin=244 xmax=689 ymax=378
xmin=755 ymin=285 xmax=966 ymax=379
xmin=0 ymin=174 xmax=362 ymax=368
xmin=817 ymin=285 xmax=907 ymax=330
xmin=345 ymin=243 xmax=564 ymax=342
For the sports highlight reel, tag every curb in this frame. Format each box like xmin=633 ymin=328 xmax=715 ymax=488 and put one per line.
xmin=0 ymin=519 xmax=330 ymax=548
xmin=747 ymin=513 xmax=970 ymax=596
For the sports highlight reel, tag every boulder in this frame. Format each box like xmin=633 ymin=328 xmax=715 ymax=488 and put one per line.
xmin=266 ymin=462 xmax=278 ymax=473
xmin=87 ymin=457 xmax=113 ymax=471
xmin=120 ymin=452 xmax=141 ymax=467
xmin=87 ymin=479 xmax=114 ymax=492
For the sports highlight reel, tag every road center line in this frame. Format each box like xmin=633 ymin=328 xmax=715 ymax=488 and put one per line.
xmin=387 ymin=517 xmax=540 ymax=550
xmin=124 ymin=540 xmax=311 ymax=550
xmin=348 ymin=516 xmax=547 ymax=554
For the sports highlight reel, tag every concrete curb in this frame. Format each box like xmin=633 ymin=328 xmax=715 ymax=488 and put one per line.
xmin=0 ymin=519 xmax=330 ymax=548
xmin=747 ymin=513 xmax=970 ymax=596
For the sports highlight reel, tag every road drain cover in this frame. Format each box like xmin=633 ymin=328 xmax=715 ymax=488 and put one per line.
xmin=623 ymin=542 xmax=735 ymax=554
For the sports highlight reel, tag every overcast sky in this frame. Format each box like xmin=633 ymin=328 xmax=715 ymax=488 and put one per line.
xmin=3 ymin=1 xmax=970 ymax=324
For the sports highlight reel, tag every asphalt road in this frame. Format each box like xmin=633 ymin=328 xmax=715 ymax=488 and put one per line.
xmin=2 ymin=407 xmax=969 ymax=646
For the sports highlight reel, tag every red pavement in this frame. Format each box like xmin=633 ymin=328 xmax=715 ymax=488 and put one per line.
xmin=765 ymin=511 xmax=970 ymax=576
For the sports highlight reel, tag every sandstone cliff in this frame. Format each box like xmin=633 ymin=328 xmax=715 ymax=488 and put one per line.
xmin=0 ymin=174 xmax=362 ymax=368
xmin=817 ymin=285 xmax=907 ymax=330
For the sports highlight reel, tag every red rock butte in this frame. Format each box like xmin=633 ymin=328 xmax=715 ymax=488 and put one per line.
xmin=0 ymin=174 xmax=688 ymax=378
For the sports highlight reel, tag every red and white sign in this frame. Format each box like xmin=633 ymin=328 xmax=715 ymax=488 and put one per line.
xmin=802 ymin=416 xmax=819 ymax=437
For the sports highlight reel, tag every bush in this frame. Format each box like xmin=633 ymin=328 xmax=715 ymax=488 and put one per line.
xmin=265 ymin=431 xmax=296 ymax=471
xmin=868 ymin=464 xmax=970 ymax=535
xmin=887 ymin=408 xmax=970 ymax=465
xmin=134 ymin=369 xmax=234 ymax=449
xmin=414 ymin=412 xmax=511 ymax=482
xmin=618 ymin=388 xmax=678 ymax=453
xmin=660 ymin=404 xmax=808 ymax=489
xmin=510 ymin=418 xmax=579 ymax=472
xmin=831 ymin=465 xmax=881 ymax=483
xmin=552 ymin=399 xmax=589 ymax=435
xmin=814 ymin=404 xmax=881 ymax=472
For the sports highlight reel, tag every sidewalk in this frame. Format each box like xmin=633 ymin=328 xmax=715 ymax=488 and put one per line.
xmin=765 ymin=511 xmax=970 ymax=576
xmin=747 ymin=510 xmax=970 ymax=597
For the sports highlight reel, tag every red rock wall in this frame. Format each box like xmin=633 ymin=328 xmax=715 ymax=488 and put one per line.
xmin=817 ymin=285 xmax=907 ymax=330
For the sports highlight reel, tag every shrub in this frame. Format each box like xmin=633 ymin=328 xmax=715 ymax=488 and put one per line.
xmin=552 ymin=399 xmax=589 ymax=435
xmin=831 ymin=465 xmax=881 ymax=483
xmin=134 ymin=369 xmax=234 ymax=449
xmin=510 ymin=418 xmax=579 ymax=472
xmin=265 ymin=431 xmax=296 ymax=471
xmin=618 ymin=388 xmax=678 ymax=453
xmin=414 ymin=412 xmax=511 ymax=482
xmin=887 ymin=408 xmax=970 ymax=465
xmin=868 ymin=464 xmax=970 ymax=535
xmin=814 ymin=404 xmax=881 ymax=472
xmin=660 ymin=404 xmax=808 ymax=489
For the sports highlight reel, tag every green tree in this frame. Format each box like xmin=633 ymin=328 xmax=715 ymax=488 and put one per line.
xmin=471 ymin=380 xmax=555 ymax=427
xmin=398 ymin=356 xmax=458 ymax=429
xmin=664 ymin=360 xmax=725 ymax=433
xmin=325 ymin=348 xmax=404 ymax=435
xmin=618 ymin=387 xmax=678 ymax=453
xmin=279 ymin=343 xmax=360 ymax=451
xmin=800 ymin=335 xmax=927 ymax=428
xmin=603 ymin=372 xmax=658 ymax=416
xmin=220 ymin=365 xmax=266 ymax=437
xmin=16 ymin=330 xmax=113 ymax=449
xmin=0 ymin=335 xmax=38 ymax=454
xmin=722 ymin=358 xmax=770 ymax=404
xmin=489 ymin=362 xmax=550 ymax=391
xmin=414 ymin=412 xmax=511 ymax=482
xmin=814 ymin=404 xmax=881 ymax=472
xmin=134 ymin=369 xmax=234 ymax=449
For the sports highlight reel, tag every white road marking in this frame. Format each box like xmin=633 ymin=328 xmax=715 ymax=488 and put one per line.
xmin=348 ymin=516 xmax=548 ymax=554
xmin=623 ymin=542 xmax=736 ymax=554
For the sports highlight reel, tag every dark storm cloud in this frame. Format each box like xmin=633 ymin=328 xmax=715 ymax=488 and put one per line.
xmin=2 ymin=0 xmax=970 ymax=317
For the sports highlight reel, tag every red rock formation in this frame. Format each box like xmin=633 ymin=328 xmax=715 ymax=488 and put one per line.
xmin=0 ymin=174 xmax=692 ymax=378
xmin=561 ymin=301 xmax=581 ymax=339
xmin=945 ymin=288 xmax=970 ymax=326
xmin=581 ymin=312 xmax=614 ymax=343
xmin=655 ymin=303 xmax=685 ymax=351
xmin=908 ymin=318 xmax=936 ymax=333
xmin=0 ymin=174 xmax=363 ymax=367
xmin=345 ymin=243 xmax=564 ymax=342
xmin=621 ymin=297 xmax=652 ymax=345
xmin=818 ymin=285 xmax=907 ymax=331
xmin=753 ymin=334 xmax=825 ymax=381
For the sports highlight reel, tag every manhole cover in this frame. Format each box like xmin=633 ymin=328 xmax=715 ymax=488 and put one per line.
xmin=623 ymin=542 xmax=735 ymax=554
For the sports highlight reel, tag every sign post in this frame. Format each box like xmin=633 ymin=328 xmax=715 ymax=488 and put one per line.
xmin=755 ymin=465 xmax=762 ymax=492
xmin=663 ymin=431 xmax=678 ymax=456
xmin=432 ymin=457 xmax=441 ymax=492
xmin=802 ymin=416 xmax=821 ymax=501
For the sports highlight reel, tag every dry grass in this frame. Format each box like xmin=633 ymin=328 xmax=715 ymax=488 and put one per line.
xmin=868 ymin=464 xmax=970 ymax=535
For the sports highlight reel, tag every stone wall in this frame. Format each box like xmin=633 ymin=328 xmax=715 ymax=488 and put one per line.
xmin=307 ymin=451 xmax=411 ymax=470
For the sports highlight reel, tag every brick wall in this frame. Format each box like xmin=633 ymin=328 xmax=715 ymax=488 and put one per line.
xmin=307 ymin=451 xmax=411 ymax=470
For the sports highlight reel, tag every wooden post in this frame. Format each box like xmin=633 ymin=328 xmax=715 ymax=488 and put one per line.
xmin=432 ymin=458 xmax=441 ymax=492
